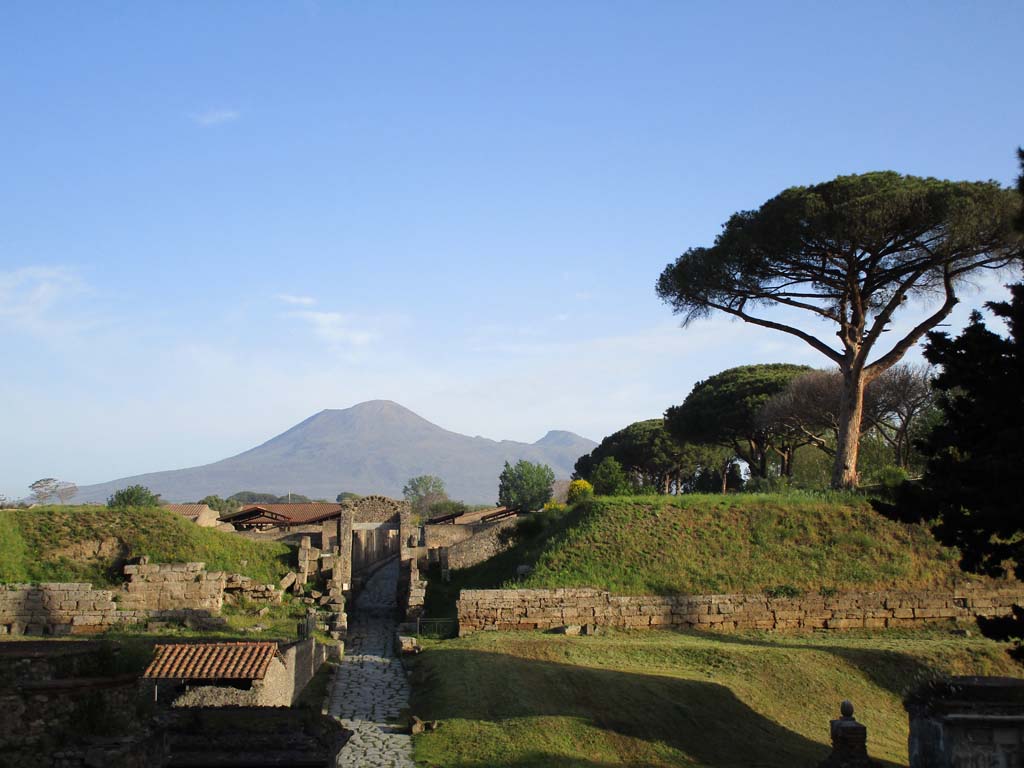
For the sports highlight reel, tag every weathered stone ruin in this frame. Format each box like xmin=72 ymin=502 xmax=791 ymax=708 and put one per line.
xmin=0 ymin=641 xmax=163 ymax=768
xmin=906 ymin=676 xmax=1024 ymax=766
xmin=456 ymin=586 xmax=1024 ymax=635
xmin=0 ymin=559 xmax=283 ymax=636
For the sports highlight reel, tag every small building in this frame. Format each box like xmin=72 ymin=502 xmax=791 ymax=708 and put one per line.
xmin=163 ymin=503 xmax=220 ymax=527
xmin=143 ymin=639 xmax=325 ymax=707
xmin=218 ymin=503 xmax=345 ymax=532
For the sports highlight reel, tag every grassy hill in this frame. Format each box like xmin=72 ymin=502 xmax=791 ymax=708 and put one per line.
xmin=0 ymin=505 xmax=292 ymax=587
xmin=427 ymin=494 xmax=984 ymax=616
xmin=409 ymin=627 xmax=1021 ymax=767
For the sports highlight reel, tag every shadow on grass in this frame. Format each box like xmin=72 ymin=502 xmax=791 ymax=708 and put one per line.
xmin=410 ymin=647 xmax=904 ymax=768
xmin=663 ymin=628 xmax=962 ymax=700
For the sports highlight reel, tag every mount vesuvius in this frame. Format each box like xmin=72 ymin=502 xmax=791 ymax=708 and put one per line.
xmin=73 ymin=401 xmax=597 ymax=504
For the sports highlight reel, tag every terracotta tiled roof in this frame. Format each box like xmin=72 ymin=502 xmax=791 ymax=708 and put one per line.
xmin=222 ymin=503 xmax=344 ymax=525
xmin=143 ymin=642 xmax=279 ymax=680
xmin=163 ymin=503 xmax=213 ymax=521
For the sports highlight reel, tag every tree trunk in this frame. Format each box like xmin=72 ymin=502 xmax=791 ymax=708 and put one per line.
xmin=831 ymin=368 xmax=867 ymax=489
xmin=782 ymin=447 xmax=794 ymax=477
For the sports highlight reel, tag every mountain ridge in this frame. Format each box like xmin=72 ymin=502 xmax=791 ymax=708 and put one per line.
xmin=74 ymin=401 xmax=596 ymax=504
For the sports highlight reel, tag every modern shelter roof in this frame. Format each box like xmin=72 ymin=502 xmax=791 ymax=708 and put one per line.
xmin=143 ymin=641 xmax=279 ymax=680
xmin=219 ymin=502 xmax=345 ymax=525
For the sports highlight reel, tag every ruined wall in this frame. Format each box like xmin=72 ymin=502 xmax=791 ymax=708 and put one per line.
xmin=0 ymin=675 xmax=157 ymax=767
xmin=120 ymin=560 xmax=281 ymax=613
xmin=0 ymin=583 xmax=143 ymax=636
xmin=120 ymin=561 xmax=225 ymax=612
xmin=349 ymin=494 xmax=408 ymax=524
xmin=456 ymin=586 xmax=1024 ymax=636
xmin=0 ymin=561 xmax=281 ymax=637
xmin=401 ymin=559 xmax=426 ymax=622
xmin=424 ymin=524 xmax=475 ymax=549
xmin=443 ymin=518 xmax=517 ymax=571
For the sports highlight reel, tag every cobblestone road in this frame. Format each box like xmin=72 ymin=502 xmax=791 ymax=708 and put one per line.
xmin=330 ymin=559 xmax=415 ymax=768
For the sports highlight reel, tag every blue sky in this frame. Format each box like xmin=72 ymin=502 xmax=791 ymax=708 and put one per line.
xmin=1 ymin=2 xmax=1022 ymax=499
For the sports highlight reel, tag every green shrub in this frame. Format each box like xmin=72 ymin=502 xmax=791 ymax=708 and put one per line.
xmin=107 ymin=485 xmax=160 ymax=509
xmin=591 ymin=457 xmax=629 ymax=495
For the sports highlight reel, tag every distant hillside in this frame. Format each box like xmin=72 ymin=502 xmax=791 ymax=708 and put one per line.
xmin=74 ymin=401 xmax=597 ymax=504
xmin=437 ymin=494 xmax=982 ymax=600
xmin=0 ymin=506 xmax=291 ymax=587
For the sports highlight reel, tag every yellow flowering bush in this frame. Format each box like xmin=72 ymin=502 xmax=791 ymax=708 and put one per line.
xmin=542 ymin=500 xmax=567 ymax=513
xmin=567 ymin=479 xmax=594 ymax=504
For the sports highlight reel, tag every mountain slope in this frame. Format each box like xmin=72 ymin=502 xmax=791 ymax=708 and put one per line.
xmin=74 ymin=401 xmax=596 ymax=504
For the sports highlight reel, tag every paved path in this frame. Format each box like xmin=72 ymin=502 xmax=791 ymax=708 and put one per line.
xmin=329 ymin=559 xmax=415 ymax=768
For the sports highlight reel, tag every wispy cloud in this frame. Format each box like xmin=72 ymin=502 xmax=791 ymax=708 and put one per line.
xmin=191 ymin=108 xmax=240 ymax=126
xmin=277 ymin=293 xmax=317 ymax=306
xmin=289 ymin=310 xmax=373 ymax=346
xmin=0 ymin=266 xmax=92 ymax=336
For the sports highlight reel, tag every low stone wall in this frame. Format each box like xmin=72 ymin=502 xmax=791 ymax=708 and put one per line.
xmin=456 ymin=586 xmax=1024 ymax=636
xmin=0 ymin=560 xmax=282 ymax=636
xmin=0 ymin=583 xmax=144 ymax=636
xmin=443 ymin=518 xmax=517 ymax=571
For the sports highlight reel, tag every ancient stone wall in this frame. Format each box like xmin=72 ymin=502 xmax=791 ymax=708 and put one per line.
xmin=0 ymin=583 xmax=143 ymax=636
xmin=443 ymin=518 xmax=517 ymax=571
xmin=423 ymin=524 xmax=475 ymax=549
xmin=0 ymin=674 xmax=153 ymax=766
xmin=120 ymin=561 xmax=225 ymax=612
xmin=120 ymin=560 xmax=281 ymax=613
xmin=401 ymin=559 xmax=426 ymax=622
xmin=0 ymin=561 xmax=281 ymax=636
xmin=456 ymin=586 xmax=1024 ymax=636
xmin=349 ymin=495 xmax=408 ymax=524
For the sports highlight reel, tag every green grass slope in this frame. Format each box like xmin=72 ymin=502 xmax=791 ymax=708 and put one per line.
xmin=409 ymin=628 xmax=1022 ymax=767
xmin=428 ymin=494 xmax=981 ymax=614
xmin=0 ymin=505 xmax=291 ymax=587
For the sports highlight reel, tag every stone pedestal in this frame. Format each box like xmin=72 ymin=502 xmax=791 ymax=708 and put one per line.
xmin=819 ymin=701 xmax=875 ymax=767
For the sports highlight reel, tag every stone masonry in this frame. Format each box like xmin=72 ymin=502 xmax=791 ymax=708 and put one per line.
xmin=456 ymin=586 xmax=1024 ymax=635
xmin=120 ymin=558 xmax=282 ymax=613
xmin=440 ymin=517 xmax=517 ymax=572
xmin=0 ymin=560 xmax=282 ymax=636
xmin=0 ymin=583 xmax=142 ymax=636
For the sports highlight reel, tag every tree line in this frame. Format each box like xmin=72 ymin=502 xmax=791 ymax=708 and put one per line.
xmin=574 ymin=360 xmax=936 ymax=495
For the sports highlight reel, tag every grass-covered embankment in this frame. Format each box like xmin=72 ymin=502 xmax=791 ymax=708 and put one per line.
xmin=409 ymin=628 xmax=1022 ymax=767
xmin=0 ymin=505 xmax=292 ymax=586
xmin=425 ymin=493 xmax=977 ymax=617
